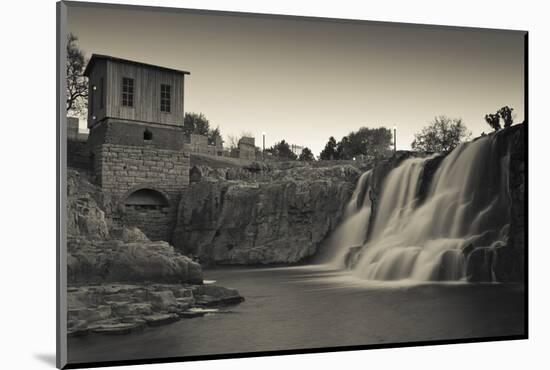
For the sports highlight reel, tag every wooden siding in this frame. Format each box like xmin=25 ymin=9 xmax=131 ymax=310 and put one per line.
xmin=105 ymin=60 xmax=184 ymax=126
xmin=87 ymin=59 xmax=107 ymax=128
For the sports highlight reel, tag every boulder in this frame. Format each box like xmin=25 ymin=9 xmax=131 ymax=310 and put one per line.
xmin=68 ymin=195 xmax=109 ymax=241
xmin=121 ymin=227 xmax=150 ymax=243
xmin=67 ymin=239 xmax=203 ymax=284
xmin=147 ymin=290 xmax=178 ymax=311
xmin=192 ymin=285 xmax=244 ymax=306
xmin=67 ymin=170 xmax=110 ymax=240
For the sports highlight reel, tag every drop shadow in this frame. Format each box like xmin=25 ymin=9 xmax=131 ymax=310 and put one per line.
xmin=34 ymin=353 xmax=56 ymax=367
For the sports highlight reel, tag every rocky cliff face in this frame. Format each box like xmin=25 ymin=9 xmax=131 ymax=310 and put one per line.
xmin=494 ymin=123 xmax=526 ymax=282
xmin=172 ymin=165 xmax=361 ymax=265
xmin=460 ymin=124 xmax=526 ymax=282
xmin=67 ymin=169 xmax=203 ymax=284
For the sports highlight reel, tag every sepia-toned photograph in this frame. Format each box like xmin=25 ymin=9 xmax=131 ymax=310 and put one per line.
xmin=58 ymin=1 xmax=527 ymax=368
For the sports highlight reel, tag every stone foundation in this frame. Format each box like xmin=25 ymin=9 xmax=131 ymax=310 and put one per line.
xmin=91 ymin=143 xmax=190 ymax=241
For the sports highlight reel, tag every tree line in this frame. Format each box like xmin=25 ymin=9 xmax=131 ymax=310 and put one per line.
xmin=319 ymin=127 xmax=393 ymax=160
xmin=67 ymin=34 xmax=519 ymax=158
xmin=411 ymin=106 xmax=517 ymax=152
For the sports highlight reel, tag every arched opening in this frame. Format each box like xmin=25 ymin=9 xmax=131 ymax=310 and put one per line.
xmin=123 ymin=188 xmax=172 ymax=241
xmin=124 ymin=188 xmax=168 ymax=210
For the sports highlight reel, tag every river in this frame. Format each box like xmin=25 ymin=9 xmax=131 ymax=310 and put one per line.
xmin=68 ymin=265 xmax=525 ymax=365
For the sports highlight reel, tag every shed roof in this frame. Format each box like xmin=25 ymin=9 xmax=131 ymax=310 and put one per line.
xmin=83 ymin=54 xmax=190 ymax=77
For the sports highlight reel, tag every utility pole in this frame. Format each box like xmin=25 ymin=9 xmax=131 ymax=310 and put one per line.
xmin=262 ymin=132 xmax=266 ymax=161
xmin=393 ymin=126 xmax=397 ymax=153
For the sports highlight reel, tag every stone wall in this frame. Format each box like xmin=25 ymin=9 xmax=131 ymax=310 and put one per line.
xmin=123 ymin=206 xmax=174 ymax=242
xmin=94 ymin=144 xmax=189 ymax=196
xmin=67 ymin=140 xmax=93 ymax=171
xmin=93 ymin=143 xmax=190 ymax=241
xmin=88 ymin=119 xmax=185 ymax=151
xmin=235 ymin=136 xmax=256 ymax=161
xmin=182 ymin=134 xmax=223 ymax=157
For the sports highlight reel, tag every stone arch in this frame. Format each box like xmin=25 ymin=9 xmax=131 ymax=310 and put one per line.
xmin=122 ymin=186 xmax=170 ymax=207
xmin=124 ymin=188 xmax=169 ymax=209
xmin=120 ymin=186 xmax=173 ymax=241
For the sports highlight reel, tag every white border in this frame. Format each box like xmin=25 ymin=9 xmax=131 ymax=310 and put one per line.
xmin=1 ymin=0 xmax=548 ymax=369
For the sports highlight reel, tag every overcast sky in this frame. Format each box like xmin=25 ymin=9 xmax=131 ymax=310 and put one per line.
xmin=67 ymin=3 xmax=525 ymax=155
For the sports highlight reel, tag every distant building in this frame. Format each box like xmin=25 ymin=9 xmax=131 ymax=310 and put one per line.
xmin=183 ymin=134 xmax=224 ymax=157
xmin=231 ymin=137 xmax=256 ymax=161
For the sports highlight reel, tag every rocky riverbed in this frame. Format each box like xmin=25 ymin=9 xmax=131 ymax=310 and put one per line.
xmin=68 ymin=282 xmax=244 ymax=337
xmin=67 ymin=169 xmax=245 ymax=336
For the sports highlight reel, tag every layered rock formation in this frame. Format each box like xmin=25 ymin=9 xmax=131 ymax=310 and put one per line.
xmin=67 ymin=237 xmax=203 ymax=284
xmin=68 ymin=283 xmax=243 ymax=336
xmin=172 ymin=165 xmax=362 ymax=264
xmin=66 ymin=169 xmax=245 ymax=335
xmin=67 ymin=169 xmax=203 ymax=285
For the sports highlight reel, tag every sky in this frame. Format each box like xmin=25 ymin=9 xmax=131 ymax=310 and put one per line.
xmin=67 ymin=3 xmax=525 ymax=155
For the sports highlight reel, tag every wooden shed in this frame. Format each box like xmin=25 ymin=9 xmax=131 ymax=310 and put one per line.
xmin=83 ymin=54 xmax=190 ymax=129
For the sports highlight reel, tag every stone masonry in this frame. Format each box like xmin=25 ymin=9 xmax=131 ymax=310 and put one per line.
xmin=183 ymin=134 xmax=223 ymax=157
xmin=93 ymin=143 xmax=190 ymax=241
xmin=94 ymin=144 xmax=189 ymax=196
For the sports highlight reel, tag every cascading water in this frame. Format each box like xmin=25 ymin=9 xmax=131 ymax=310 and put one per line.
xmin=324 ymin=170 xmax=374 ymax=267
xmin=328 ymin=132 xmax=512 ymax=282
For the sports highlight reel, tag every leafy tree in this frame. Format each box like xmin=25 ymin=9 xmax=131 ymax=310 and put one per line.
xmin=485 ymin=106 xmax=515 ymax=131
xmin=485 ymin=113 xmax=501 ymax=131
xmin=66 ymin=33 xmax=88 ymax=115
xmin=498 ymin=106 xmax=514 ymax=128
xmin=299 ymin=147 xmax=315 ymax=161
xmin=411 ymin=116 xmax=471 ymax=152
xmin=184 ymin=112 xmax=210 ymax=136
xmin=319 ymin=136 xmax=339 ymax=160
xmin=332 ymin=127 xmax=392 ymax=160
xmin=336 ymin=136 xmax=351 ymax=160
xmin=208 ymin=126 xmax=222 ymax=145
xmin=266 ymin=140 xmax=297 ymax=160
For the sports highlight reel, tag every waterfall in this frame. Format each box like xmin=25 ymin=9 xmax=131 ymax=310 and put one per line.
xmin=324 ymin=170 xmax=374 ymax=267
xmin=329 ymin=133 xmax=512 ymax=282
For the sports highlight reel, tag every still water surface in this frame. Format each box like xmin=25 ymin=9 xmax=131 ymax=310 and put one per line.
xmin=68 ymin=266 xmax=525 ymax=364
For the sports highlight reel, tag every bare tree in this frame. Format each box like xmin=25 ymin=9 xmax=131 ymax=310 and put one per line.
xmin=226 ymin=135 xmax=239 ymax=150
xmin=66 ymin=33 xmax=88 ymax=115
